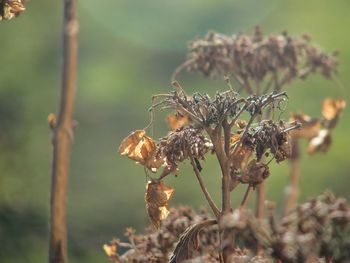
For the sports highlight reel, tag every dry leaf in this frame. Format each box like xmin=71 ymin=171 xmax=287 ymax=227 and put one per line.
xmin=118 ymin=130 xmax=163 ymax=171
xmin=0 ymin=0 xmax=25 ymax=21
xmin=322 ymin=98 xmax=346 ymax=129
xmin=145 ymin=180 xmax=174 ymax=228
xmin=307 ymin=129 xmax=332 ymax=154
xmin=167 ymin=112 xmax=190 ymax=131
xmin=322 ymin=98 xmax=346 ymax=120
xmin=169 ymin=219 xmax=217 ymax=263
xmin=230 ymin=134 xmax=253 ymax=170
xmin=289 ymin=113 xmax=321 ymax=140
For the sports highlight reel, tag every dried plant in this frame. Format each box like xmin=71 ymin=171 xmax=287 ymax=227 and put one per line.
xmin=172 ymin=27 xmax=337 ymax=93
xmin=172 ymin=27 xmax=344 ymax=219
xmin=106 ymin=27 xmax=346 ymax=263
xmin=0 ymin=0 xmax=25 ymax=21
xmin=104 ymin=192 xmax=350 ymax=262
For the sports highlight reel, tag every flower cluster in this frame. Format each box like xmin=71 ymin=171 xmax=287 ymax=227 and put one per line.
xmin=177 ymin=28 xmax=337 ymax=86
xmin=156 ymin=127 xmax=212 ymax=172
xmin=269 ymin=192 xmax=350 ymax=262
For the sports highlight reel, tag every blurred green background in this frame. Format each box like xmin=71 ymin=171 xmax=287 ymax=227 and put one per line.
xmin=0 ymin=0 xmax=349 ymax=262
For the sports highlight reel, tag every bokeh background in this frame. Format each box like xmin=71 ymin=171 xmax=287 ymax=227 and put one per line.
xmin=0 ymin=0 xmax=349 ymax=262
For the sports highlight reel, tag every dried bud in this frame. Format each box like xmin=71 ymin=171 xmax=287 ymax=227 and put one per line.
xmin=156 ymin=127 xmax=212 ymax=170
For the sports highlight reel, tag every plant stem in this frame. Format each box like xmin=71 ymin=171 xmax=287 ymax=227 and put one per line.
xmin=49 ymin=1 xmax=78 ymax=262
xmin=283 ymin=137 xmax=300 ymax=215
xmin=189 ymin=155 xmax=220 ymax=218
xmin=240 ymin=185 xmax=252 ymax=210
xmin=255 ymin=182 xmax=266 ymax=220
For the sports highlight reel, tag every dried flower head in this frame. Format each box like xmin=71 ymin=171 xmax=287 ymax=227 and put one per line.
xmin=0 ymin=0 xmax=25 ymax=21
xmin=247 ymin=120 xmax=295 ymax=162
xmin=156 ymin=127 xmax=212 ymax=171
xmin=173 ymin=27 xmax=337 ymax=92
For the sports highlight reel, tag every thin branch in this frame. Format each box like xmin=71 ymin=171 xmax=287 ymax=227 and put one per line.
xmin=49 ymin=0 xmax=78 ymax=263
xmin=240 ymin=185 xmax=252 ymax=211
xmin=189 ymin=155 xmax=220 ymax=218
xmin=229 ymin=103 xmax=248 ymax=129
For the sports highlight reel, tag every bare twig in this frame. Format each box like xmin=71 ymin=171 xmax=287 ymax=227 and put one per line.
xmin=240 ymin=185 xmax=253 ymax=211
xmin=171 ymin=58 xmax=196 ymax=82
xmin=49 ymin=1 xmax=78 ymax=262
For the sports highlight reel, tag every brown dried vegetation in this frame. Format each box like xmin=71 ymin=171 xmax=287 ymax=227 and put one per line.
xmin=108 ymin=28 xmax=346 ymax=263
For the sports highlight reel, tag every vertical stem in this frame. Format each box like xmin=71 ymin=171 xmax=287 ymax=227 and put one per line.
xmin=255 ymin=182 xmax=266 ymax=219
xmin=283 ymin=137 xmax=300 ymax=216
xmin=49 ymin=1 xmax=78 ymax=263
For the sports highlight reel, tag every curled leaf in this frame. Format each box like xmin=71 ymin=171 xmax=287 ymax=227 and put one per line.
xmin=307 ymin=129 xmax=332 ymax=154
xmin=230 ymin=134 xmax=253 ymax=171
xmin=145 ymin=180 xmax=174 ymax=228
xmin=0 ymin=0 xmax=25 ymax=21
xmin=322 ymin=98 xmax=346 ymax=129
xmin=166 ymin=112 xmax=190 ymax=131
xmin=169 ymin=219 xmax=217 ymax=263
xmin=118 ymin=130 xmax=163 ymax=171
